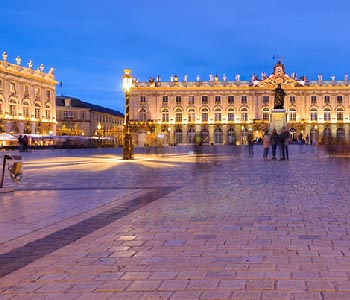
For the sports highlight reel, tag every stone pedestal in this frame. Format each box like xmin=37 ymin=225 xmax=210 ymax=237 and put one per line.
xmin=270 ymin=109 xmax=287 ymax=132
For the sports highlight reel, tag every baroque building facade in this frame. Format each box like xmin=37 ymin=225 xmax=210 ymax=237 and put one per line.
xmin=0 ymin=52 xmax=57 ymax=135
xmin=56 ymin=96 xmax=124 ymax=145
xmin=128 ymin=62 xmax=350 ymax=146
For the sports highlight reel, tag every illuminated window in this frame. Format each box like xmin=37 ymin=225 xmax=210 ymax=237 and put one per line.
xmin=23 ymin=101 xmax=30 ymax=117
xmin=337 ymin=108 xmax=344 ymax=121
xmin=228 ymin=108 xmax=235 ymax=121
xmin=324 ymin=108 xmax=331 ymax=121
xmin=289 ymin=108 xmax=296 ymax=121
xmin=189 ymin=95 xmax=195 ymax=104
xmin=214 ymin=108 xmax=222 ymax=122
xmin=201 ymin=108 xmax=209 ymax=122
xmin=63 ymin=111 xmax=73 ymax=120
xmin=162 ymin=95 xmax=168 ymax=103
xmin=175 ymin=108 xmax=182 ymax=122
xmin=10 ymin=82 xmax=16 ymax=93
xmin=324 ymin=95 xmax=330 ymax=104
xmin=215 ymin=96 xmax=221 ymax=104
xmin=202 ymin=95 xmax=208 ymax=104
xmin=161 ymin=108 xmax=169 ymax=122
xmin=262 ymin=108 xmax=270 ymax=121
xmin=241 ymin=108 xmax=248 ymax=121
xmin=188 ymin=108 xmax=195 ymax=122
xmin=310 ymin=108 xmax=318 ymax=121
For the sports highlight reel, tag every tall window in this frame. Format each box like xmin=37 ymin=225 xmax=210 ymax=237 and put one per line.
xmin=46 ymin=90 xmax=50 ymax=99
xmin=201 ymin=108 xmax=209 ymax=122
xmin=311 ymin=95 xmax=317 ymax=104
xmin=0 ymin=99 xmax=3 ymax=114
xmin=188 ymin=127 xmax=196 ymax=144
xmin=35 ymin=87 xmax=40 ymax=97
xmin=324 ymin=108 xmax=331 ymax=121
xmin=214 ymin=128 xmax=223 ymax=144
xmin=161 ymin=108 xmax=169 ymax=122
xmin=262 ymin=96 xmax=269 ymax=105
xmin=189 ymin=95 xmax=194 ymax=105
xmin=241 ymin=108 xmax=248 ymax=121
xmin=175 ymin=108 xmax=182 ymax=122
xmin=214 ymin=108 xmax=222 ymax=122
xmin=23 ymin=101 xmax=30 ymax=117
xmin=241 ymin=95 xmax=247 ymax=104
xmin=202 ymin=95 xmax=208 ymax=104
xmin=0 ymin=79 xmax=2 ymax=91
xmin=174 ymin=128 xmax=183 ymax=144
xmin=140 ymin=96 xmax=146 ymax=103
xmin=289 ymin=108 xmax=296 ymax=121
xmin=10 ymin=82 xmax=16 ymax=93
xmin=337 ymin=108 xmax=344 ymax=121
xmin=337 ymin=95 xmax=343 ymax=104
xmin=24 ymin=85 xmax=29 ymax=96
xmin=290 ymin=95 xmax=296 ymax=104
xmin=324 ymin=95 xmax=330 ymax=104
xmin=228 ymin=95 xmax=234 ymax=104
xmin=262 ymin=108 xmax=270 ymax=121
xmin=9 ymin=99 xmax=17 ymax=116
xmin=45 ymin=104 xmax=51 ymax=119
xmin=175 ymin=95 xmax=181 ymax=104
xmin=162 ymin=95 xmax=168 ymax=103
xmin=215 ymin=95 xmax=221 ymax=104
xmin=310 ymin=108 xmax=318 ymax=121
xmin=228 ymin=108 xmax=235 ymax=121
xmin=188 ymin=108 xmax=195 ymax=122
xmin=139 ymin=108 xmax=147 ymax=122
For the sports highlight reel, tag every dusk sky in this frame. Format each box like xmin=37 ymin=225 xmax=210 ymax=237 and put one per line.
xmin=1 ymin=0 xmax=350 ymax=113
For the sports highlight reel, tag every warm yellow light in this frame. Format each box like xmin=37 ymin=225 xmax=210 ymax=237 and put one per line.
xmin=97 ymin=123 xmax=101 ymax=131
xmin=122 ymin=68 xmax=133 ymax=92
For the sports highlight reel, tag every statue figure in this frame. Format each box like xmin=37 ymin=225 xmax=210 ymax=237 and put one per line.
xmin=274 ymin=84 xmax=286 ymax=109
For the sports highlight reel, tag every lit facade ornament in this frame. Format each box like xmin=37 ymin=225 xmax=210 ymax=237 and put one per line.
xmin=16 ymin=56 xmax=21 ymax=65
xmin=2 ymin=51 xmax=7 ymax=61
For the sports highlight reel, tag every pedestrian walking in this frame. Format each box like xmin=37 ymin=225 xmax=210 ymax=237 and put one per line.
xmin=270 ymin=128 xmax=279 ymax=160
xmin=262 ymin=130 xmax=270 ymax=160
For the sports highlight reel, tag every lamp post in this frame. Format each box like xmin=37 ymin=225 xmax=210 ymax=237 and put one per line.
xmin=97 ymin=122 xmax=101 ymax=146
xmin=122 ymin=69 xmax=134 ymax=160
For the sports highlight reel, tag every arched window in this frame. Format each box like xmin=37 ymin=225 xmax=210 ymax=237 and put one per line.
xmin=161 ymin=108 xmax=169 ymax=122
xmin=139 ymin=108 xmax=147 ymax=122
xmin=188 ymin=127 xmax=196 ymax=144
xmin=324 ymin=108 xmax=331 ymax=121
xmin=310 ymin=108 xmax=318 ymax=121
xmin=214 ymin=108 xmax=222 ymax=122
xmin=188 ymin=108 xmax=195 ymax=123
xmin=175 ymin=108 xmax=182 ymax=123
xmin=323 ymin=127 xmax=332 ymax=144
xmin=214 ymin=128 xmax=223 ymax=144
xmin=228 ymin=108 xmax=235 ymax=121
xmin=227 ymin=128 xmax=236 ymax=145
xmin=201 ymin=108 xmax=209 ymax=122
xmin=337 ymin=108 xmax=344 ymax=121
xmin=201 ymin=128 xmax=209 ymax=143
xmin=336 ymin=128 xmax=345 ymax=142
xmin=0 ymin=97 xmax=3 ymax=115
xmin=174 ymin=127 xmax=182 ymax=144
xmin=262 ymin=108 xmax=270 ymax=121
xmin=289 ymin=108 xmax=296 ymax=121
xmin=241 ymin=108 xmax=248 ymax=121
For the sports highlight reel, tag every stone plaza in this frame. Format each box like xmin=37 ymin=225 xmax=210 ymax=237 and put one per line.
xmin=0 ymin=145 xmax=350 ymax=300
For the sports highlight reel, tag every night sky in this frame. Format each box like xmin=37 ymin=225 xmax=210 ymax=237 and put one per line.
xmin=1 ymin=0 xmax=350 ymax=112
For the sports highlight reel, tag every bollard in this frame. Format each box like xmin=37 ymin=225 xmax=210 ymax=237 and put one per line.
xmin=0 ymin=155 xmax=23 ymax=189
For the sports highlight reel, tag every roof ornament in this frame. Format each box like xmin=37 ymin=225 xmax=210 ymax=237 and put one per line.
xmin=15 ymin=56 xmax=21 ymax=65
xmin=2 ymin=51 xmax=7 ymax=61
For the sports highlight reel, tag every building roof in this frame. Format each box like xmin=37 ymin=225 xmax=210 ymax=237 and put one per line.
xmin=56 ymin=95 xmax=124 ymax=117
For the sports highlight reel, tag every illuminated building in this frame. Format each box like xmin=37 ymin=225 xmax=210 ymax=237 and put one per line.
xmin=56 ymin=96 xmax=124 ymax=145
xmin=0 ymin=52 xmax=57 ymax=136
xmin=127 ymin=62 xmax=350 ymax=146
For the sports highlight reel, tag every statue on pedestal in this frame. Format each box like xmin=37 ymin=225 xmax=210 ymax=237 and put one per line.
xmin=274 ymin=83 xmax=286 ymax=109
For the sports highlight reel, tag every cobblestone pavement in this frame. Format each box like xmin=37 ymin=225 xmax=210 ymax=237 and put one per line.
xmin=0 ymin=145 xmax=349 ymax=300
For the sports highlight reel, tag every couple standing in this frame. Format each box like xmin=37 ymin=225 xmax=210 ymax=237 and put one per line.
xmin=263 ymin=127 xmax=290 ymax=160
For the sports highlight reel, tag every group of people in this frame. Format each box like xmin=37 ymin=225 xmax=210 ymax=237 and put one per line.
xmin=18 ymin=134 xmax=29 ymax=152
xmin=262 ymin=127 xmax=290 ymax=160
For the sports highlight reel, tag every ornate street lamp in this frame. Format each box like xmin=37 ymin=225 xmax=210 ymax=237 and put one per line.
xmin=122 ymin=69 xmax=134 ymax=160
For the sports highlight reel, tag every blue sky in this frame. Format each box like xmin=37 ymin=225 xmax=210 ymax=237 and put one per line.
xmin=1 ymin=0 xmax=350 ymax=113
